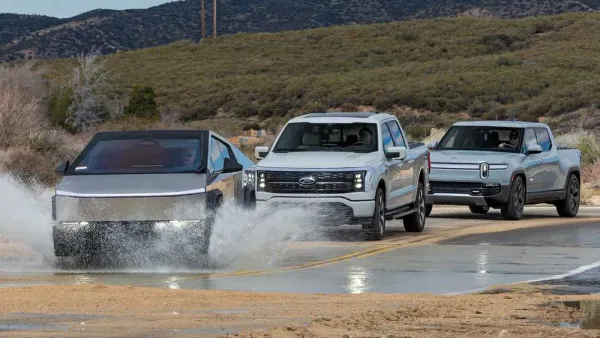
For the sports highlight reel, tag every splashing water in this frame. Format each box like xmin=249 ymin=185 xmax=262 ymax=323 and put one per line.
xmin=0 ymin=173 xmax=326 ymax=272
xmin=0 ymin=174 xmax=56 ymax=267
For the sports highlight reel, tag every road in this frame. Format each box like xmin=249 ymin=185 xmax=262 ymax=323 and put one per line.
xmin=1 ymin=206 xmax=600 ymax=295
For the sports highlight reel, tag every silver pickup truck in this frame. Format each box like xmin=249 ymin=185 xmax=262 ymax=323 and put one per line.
xmin=51 ymin=129 xmax=255 ymax=266
xmin=247 ymin=112 xmax=430 ymax=240
xmin=425 ymin=121 xmax=582 ymax=220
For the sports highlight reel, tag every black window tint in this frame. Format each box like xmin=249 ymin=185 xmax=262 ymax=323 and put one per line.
xmin=69 ymin=138 xmax=202 ymax=174
xmin=386 ymin=121 xmax=406 ymax=147
xmin=535 ymin=128 xmax=552 ymax=152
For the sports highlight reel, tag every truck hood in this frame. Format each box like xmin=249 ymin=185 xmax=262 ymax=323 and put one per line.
xmin=56 ymin=173 xmax=207 ymax=197
xmin=256 ymin=152 xmax=379 ymax=169
xmin=431 ymin=150 xmax=522 ymax=164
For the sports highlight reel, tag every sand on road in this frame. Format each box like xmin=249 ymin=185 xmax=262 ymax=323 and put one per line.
xmin=0 ymin=283 xmax=598 ymax=337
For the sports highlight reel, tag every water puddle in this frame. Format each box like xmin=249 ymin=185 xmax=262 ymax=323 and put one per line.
xmin=0 ymin=323 xmax=68 ymax=332
xmin=559 ymin=300 xmax=600 ymax=329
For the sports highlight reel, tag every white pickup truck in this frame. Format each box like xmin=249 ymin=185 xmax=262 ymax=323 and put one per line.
xmin=245 ymin=112 xmax=431 ymax=240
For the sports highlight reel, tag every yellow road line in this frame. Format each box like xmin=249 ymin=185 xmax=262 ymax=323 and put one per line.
xmin=176 ymin=216 xmax=600 ymax=281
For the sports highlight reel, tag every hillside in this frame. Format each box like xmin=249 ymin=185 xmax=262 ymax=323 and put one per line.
xmin=2 ymin=0 xmax=600 ymax=61
xmin=38 ymin=12 xmax=600 ymax=135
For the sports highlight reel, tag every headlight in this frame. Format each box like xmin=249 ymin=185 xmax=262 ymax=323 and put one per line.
xmin=243 ymin=170 xmax=256 ymax=187
xmin=354 ymin=171 xmax=366 ymax=192
xmin=257 ymin=171 xmax=266 ymax=191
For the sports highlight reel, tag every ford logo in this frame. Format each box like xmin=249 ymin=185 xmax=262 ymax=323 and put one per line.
xmin=298 ymin=176 xmax=317 ymax=185
xmin=480 ymin=162 xmax=489 ymax=180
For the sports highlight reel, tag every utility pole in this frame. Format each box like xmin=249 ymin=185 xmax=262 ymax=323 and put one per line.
xmin=213 ymin=0 xmax=217 ymax=38
xmin=201 ymin=0 xmax=205 ymax=39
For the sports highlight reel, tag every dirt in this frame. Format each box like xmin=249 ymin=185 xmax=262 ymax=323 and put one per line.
xmin=0 ymin=283 xmax=597 ymax=337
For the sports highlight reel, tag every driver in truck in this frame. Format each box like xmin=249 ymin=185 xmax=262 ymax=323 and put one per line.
xmin=359 ymin=127 xmax=374 ymax=147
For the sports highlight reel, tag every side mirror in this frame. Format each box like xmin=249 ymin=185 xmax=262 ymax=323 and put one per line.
xmin=255 ymin=146 xmax=269 ymax=160
xmin=526 ymin=144 xmax=543 ymax=155
xmin=222 ymin=157 xmax=243 ymax=173
xmin=386 ymin=146 xmax=407 ymax=160
xmin=55 ymin=161 xmax=69 ymax=175
xmin=427 ymin=140 xmax=439 ymax=150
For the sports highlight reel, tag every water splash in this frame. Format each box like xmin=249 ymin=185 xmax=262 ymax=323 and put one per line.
xmin=0 ymin=173 xmax=325 ymax=272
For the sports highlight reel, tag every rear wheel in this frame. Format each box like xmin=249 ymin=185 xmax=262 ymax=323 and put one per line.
xmin=364 ymin=187 xmax=386 ymax=240
xmin=469 ymin=205 xmax=490 ymax=214
xmin=556 ymin=174 xmax=580 ymax=217
xmin=501 ymin=176 xmax=525 ymax=220
xmin=404 ymin=181 xmax=426 ymax=233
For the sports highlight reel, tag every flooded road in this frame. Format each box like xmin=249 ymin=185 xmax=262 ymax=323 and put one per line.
xmin=1 ymin=206 xmax=600 ymax=295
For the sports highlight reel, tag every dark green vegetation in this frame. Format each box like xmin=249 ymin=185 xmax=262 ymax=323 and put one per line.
xmin=38 ymin=12 xmax=600 ymax=135
xmin=2 ymin=0 xmax=599 ymax=61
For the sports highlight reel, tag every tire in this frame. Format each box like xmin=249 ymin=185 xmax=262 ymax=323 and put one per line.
xmin=364 ymin=187 xmax=386 ymax=240
xmin=469 ymin=205 xmax=490 ymax=214
xmin=556 ymin=174 xmax=580 ymax=217
xmin=404 ymin=181 xmax=427 ymax=233
xmin=425 ymin=203 xmax=433 ymax=217
xmin=501 ymin=176 xmax=525 ymax=220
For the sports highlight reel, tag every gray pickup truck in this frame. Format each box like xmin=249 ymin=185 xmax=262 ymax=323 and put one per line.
xmin=248 ymin=112 xmax=431 ymax=240
xmin=425 ymin=121 xmax=582 ymax=220
xmin=51 ymin=129 xmax=255 ymax=267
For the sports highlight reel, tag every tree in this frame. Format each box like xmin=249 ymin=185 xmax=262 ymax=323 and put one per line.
xmin=124 ymin=85 xmax=159 ymax=119
xmin=65 ymin=48 xmax=112 ymax=132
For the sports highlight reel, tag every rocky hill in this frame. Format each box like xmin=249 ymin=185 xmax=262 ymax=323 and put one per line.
xmin=1 ymin=0 xmax=599 ymax=61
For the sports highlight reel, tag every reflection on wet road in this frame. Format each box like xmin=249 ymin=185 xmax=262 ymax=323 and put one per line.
xmin=1 ymin=206 xmax=600 ymax=295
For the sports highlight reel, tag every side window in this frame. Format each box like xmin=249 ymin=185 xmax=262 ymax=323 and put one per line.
xmin=381 ymin=123 xmax=394 ymax=152
xmin=534 ymin=128 xmax=552 ymax=152
xmin=386 ymin=121 xmax=406 ymax=147
xmin=209 ymin=137 xmax=232 ymax=172
xmin=522 ymin=128 xmax=538 ymax=153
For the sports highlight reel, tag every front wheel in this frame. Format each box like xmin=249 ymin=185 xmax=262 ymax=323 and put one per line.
xmin=404 ymin=181 xmax=426 ymax=232
xmin=364 ymin=187 xmax=386 ymax=240
xmin=501 ymin=176 xmax=525 ymax=220
xmin=556 ymin=174 xmax=580 ymax=217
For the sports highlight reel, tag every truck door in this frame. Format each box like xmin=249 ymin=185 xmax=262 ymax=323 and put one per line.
xmin=522 ymin=128 xmax=545 ymax=193
xmin=381 ymin=122 xmax=403 ymax=209
xmin=534 ymin=127 xmax=560 ymax=192
xmin=386 ymin=120 xmax=414 ymax=206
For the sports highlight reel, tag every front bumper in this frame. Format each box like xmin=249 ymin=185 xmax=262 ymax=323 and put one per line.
xmin=426 ymin=181 xmax=511 ymax=208
xmin=52 ymin=220 xmax=209 ymax=257
xmin=256 ymin=193 xmax=375 ymax=225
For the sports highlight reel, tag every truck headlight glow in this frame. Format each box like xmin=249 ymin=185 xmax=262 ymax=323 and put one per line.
xmin=354 ymin=171 xmax=366 ymax=191
xmin=243 ymin=170 xmax=256 ymax=187
xmin=257 ymin=171 xmax=266 ymax=190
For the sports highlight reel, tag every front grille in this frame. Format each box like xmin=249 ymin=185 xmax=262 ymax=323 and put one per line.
xmin=429 ymin=181 xmax=501 ymax=196
xmin=262 ymin=171 xmax=355 ymax=194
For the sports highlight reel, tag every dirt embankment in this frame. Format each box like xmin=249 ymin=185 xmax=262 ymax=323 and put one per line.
xmin=0 ymin=283 xmax=598 ymax=337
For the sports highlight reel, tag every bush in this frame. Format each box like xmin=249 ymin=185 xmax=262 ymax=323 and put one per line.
xmin=48 ymin=84 xmax=74 ymax=129
xmin=0 ymin=62 xmax=47 ymax=148
xmin=124 ymin=85 xmax=159 ymax=119
xmin=555 ymin=129 xmax=600 ymax=166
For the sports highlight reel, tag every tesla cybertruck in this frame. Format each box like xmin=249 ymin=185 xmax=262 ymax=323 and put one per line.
xmin=51 ymin=129 xmax=256 ymax=264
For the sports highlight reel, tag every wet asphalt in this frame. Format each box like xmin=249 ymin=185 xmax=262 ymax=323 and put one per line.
xmin=1 ymin=206 xmax=600 ymax=295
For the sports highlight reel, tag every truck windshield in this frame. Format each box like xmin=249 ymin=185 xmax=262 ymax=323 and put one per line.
xmin=68 ymin=138 xmax=204 ymax=174
xmin=272 ymin=122 xmax=378 ymax=153
xmin=437 ymin=126 xmax=523 ymax=152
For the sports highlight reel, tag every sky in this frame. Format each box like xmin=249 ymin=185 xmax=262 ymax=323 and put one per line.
xmin=1 ymin=0 xmax=173 ymax=18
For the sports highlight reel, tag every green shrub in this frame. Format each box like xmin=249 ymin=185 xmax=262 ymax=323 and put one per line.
xmin=124 ymin=85 xmax=159 ymax=119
